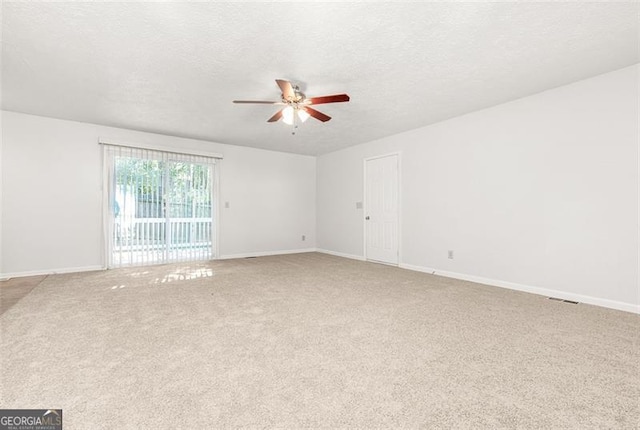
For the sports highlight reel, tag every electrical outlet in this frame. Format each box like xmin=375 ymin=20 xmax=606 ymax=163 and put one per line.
xmin=448 ymin=250 xmax=454 ymax=259
xmin=302 ymin=235 xmax=306 ymax=241
xmin=224 ymin=201 xmax=230 ymax=208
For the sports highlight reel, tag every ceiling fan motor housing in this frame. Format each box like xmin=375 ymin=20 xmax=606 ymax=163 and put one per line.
xmin=283 ymin=86 xmax=305 ymax=105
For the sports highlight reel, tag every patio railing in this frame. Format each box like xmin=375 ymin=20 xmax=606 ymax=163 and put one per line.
xmin=112 ymin=217 xmax=212 ymax=265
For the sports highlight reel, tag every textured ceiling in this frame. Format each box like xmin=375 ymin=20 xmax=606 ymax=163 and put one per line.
xmin=2 ymin=2 xmax=638 ymax=155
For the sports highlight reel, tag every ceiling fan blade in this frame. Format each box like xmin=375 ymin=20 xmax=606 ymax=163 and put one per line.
xmin=303 ymin=107 xmax=331 ymax=122
xmin=233 ymin=100 xmax=280 ymax=104
xmin=307 ymin=94 xmax=350 ymax=105
xmin=276 ymin=79 xmax=295 ymax=100
xmin=267 ymin=109 xmax=284 ymax=123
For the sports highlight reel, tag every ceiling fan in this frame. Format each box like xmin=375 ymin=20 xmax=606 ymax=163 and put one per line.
xmin=233 ymin=79 xmax=350 ymax=129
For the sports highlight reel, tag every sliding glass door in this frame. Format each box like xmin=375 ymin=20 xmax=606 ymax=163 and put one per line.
xmin=104 ymin=145 xmax=217 ymax=268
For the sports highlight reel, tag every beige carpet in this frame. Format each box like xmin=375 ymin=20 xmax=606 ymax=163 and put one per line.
xmin=1 ymin=252 xmax=638 ymax=429
xmin=0 ymin=275 xmax=46 ymax=315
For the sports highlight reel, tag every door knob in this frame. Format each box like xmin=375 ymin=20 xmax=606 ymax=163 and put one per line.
xmin=365 ymin=216 xmax=370 ymax=220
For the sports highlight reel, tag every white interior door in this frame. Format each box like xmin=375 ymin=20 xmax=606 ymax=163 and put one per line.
xmin=365 ymin=154 xmax=399 ymax=264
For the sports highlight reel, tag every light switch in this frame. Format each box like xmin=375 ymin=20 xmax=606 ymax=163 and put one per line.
xmin=225 ymin=201 xmax=230 ymax=208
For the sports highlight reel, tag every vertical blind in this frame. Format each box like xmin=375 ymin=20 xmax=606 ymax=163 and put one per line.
xmin=102 ymin=144 xmax=218 ymax=268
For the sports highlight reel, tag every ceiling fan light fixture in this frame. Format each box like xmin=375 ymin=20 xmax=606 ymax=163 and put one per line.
xmin=282 ymin=106 xmax=295 ymax=125
xmin=297 ymin=108 xmax=310 ymax=123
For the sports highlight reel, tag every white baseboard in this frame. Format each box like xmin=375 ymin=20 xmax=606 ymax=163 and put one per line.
xmin=316 ymin=248 xmax=366 ymax=261
xmin=399 ymin=263 xmax=639 ymax=315
xmin=0 ymin=265 xmax=106 ymax=281
xmin=218 ymin=248 xmax=317 ymax=260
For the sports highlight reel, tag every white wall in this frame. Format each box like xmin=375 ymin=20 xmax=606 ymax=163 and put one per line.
xmin=317 ymin=65 xmax=639 ymax=312
xmin=0 ymin=107 xmax=3 ymax=278
xmin=0 ymin=111 xmax=316 ymax=275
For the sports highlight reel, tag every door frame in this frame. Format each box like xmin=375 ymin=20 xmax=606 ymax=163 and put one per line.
xmin=363 ymin=152 xmax=402 ymax=265
xmin=212 ymin=159 xmax=221 ymax=260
